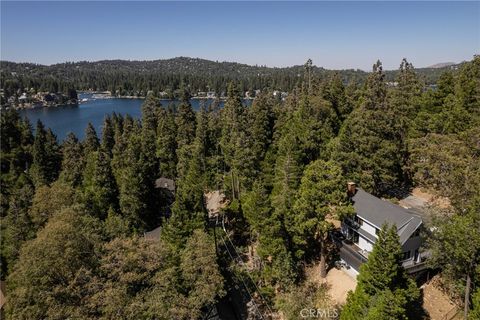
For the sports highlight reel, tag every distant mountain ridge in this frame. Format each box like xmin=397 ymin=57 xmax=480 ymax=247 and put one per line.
xmin=2 ymin=56 xmax=463 ymax=74
xmin=0 ymin=57 xmax=468 ymax=97
xmin=426 ymin=62 xmax=456 ymax=69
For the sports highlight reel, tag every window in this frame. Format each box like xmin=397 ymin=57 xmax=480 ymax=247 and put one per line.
xmin=401 ymin=251 xmax=411 ymax=261
xmin=375 ymin=228 xmax=379 ymax=235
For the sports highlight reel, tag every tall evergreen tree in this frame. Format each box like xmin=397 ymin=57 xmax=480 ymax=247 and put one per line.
xmin=82 ymin=150 xmax=118 ymax=219
xmin=242 ymin=180 xmax=296 ymax=287
xmin=117 ymin=134 xmax=150 ymax=230
xmin=101 ymin=115 xmax=115 ymax=155
xmin=341 ymin=224 xmax=420 ymax=320
xmin=175 ymin=87 xmax=196 ymax=149
xmin=156 ymin=105 xmax=178 ymax=179
xmin=59 ymin=132 xmax=84 ymax=188
xmin=322 ymin=72 xmax=351 ymax=125
xmin=249 ymin=92 xmax=276 ymax=173
xmin=427 ymin=202 xmax=480 ymax=319
xmin=205 ymin=99 xmax=223 ymax=188
xmin=30 ymin=120 xmax=61 ymax=186
xmin=161 ymin=130 xmax=206 ymax=251
xmin=220 ymin=82 xmax=249 ymax=198
xmin=271 ymin=130 xmax=303 ymax=233
xmin=333 ymin=61 xmax=403 ymax=194
xmin=175 ymin=90 xmax=196 ymax=180
xmin=141 ymin=94 xmax=160 ymax=179
xmin=0 ymin=176 xmax=35 ymax=276
xmin=83 ymin=122 xmax=100 ymax=156
xmin=292 ymin=160 xmax=353 ymax=277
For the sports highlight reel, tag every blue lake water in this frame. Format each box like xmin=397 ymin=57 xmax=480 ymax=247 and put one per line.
xmin=19 ymin=93 xmax=245 ymax=141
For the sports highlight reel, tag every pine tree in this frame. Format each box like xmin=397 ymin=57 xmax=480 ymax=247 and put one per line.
xmin=83 ymin=122 xmax=100 ymax=156
xmin=295 ymin=89 xmax=336 ymax=162
xmin=341 ymin=224 xmax=420 ymax=320
xmin=175 ymin=93 xmax=196 ymax=181
xmin=242 ymin=180 xmax=296 ymax=287
xmin=117 ymin=134 xmax=150 ymax=231
xmin=249 ymin=92 xmax=276 ymax=165
xmin=333 ymin=60 xmax=403 ymax=194
xmin=175 ymin=86 xmax=196 ymax=148
xmin=30 ymin=120 xmax=61 ymax=186
xmin=156 ymin=105 xmax=178 ymax=179
xmin=59 ymin=132 xmax=84 ymax=188
xmin=0 ymin=176 xmax=35 ymax=275
xmin=455 ymin=55 xmax=480 ymax=115
xmin=201 ymin=100 xmax=224 ymax=189
xmin=427 ymin=202 xmax=480 ymax=319
xmin=271 ymin=130 xmax=303 ymax=232
xmin=82 ymin=150 xmax=118 ymax=219
xmin=141 ymin=94 xmax=160 ymax=172
xmin=292 ymin=160 xmax=353 ymax=277
xmin=101 ymin=115 xmax=115 ymax=155
xmin=471 ymin=288 xmax=480 ymax=320
xmin=322 ymin=72 xmax=351 ymax=125
xmin=180 ymin=229 xmax=225 ymax=314
xmin=220 ymin=82 xmax=249 ymax=198
xmin=139 ymin=95 xmax=162 ymax=227
xmin=161 ymin=134 xmax=206 ymax=251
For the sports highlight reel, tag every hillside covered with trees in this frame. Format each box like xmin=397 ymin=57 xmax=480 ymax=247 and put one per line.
xmin=0 ymin=56 xmax=479 ymax=319
xmin=1 ymin=57 xmax=463 ymax=102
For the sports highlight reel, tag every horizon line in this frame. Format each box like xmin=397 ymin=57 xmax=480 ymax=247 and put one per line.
xmin=1 ymin=55 xmax=471 ymax=72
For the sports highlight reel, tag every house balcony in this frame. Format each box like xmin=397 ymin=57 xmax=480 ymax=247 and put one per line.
xmin=331 ymin=231 xmax=368 ymax=272
xmin=344 ymin=217 xmax=361 ymax=229
xmin=331 ymin=230 xmax=429 ymax=275
xmin=402 ymin=252 xmax=429 ymax=274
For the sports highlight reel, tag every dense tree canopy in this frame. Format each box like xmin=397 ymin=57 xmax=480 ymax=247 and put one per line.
xmin=1 ymin=55 xmax=478 ymax=319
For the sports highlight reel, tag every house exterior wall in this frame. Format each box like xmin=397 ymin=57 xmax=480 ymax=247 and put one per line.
xmin=358 ymin=216 xmax=378 ymax=237
xmin=358 ymin=235 xmax=373 ymax=252
xmin=401 ymin=235 xmax=423 ymax=262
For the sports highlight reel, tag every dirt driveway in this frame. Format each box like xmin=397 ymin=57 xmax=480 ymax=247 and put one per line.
xmin=325 ymin=268 xmax=357 ymax=305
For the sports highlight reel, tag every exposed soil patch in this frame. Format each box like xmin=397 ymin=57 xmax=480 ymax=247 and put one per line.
xmin=421 ymin=278 xmax=459 ymax=320
xmin=307 ymin=264 xmax=357 ymax=306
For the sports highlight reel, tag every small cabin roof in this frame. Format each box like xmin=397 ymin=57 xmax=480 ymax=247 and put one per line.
xmin=155 ymin=177 xmax=175 ymax=192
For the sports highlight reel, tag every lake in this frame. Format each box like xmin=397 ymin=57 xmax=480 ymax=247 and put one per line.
xmin=19 ymin=93 xmax=248 ymax=141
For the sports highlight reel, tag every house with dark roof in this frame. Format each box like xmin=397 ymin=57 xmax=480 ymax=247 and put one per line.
xmin=337 ymin=182 xmax=427 ymax=275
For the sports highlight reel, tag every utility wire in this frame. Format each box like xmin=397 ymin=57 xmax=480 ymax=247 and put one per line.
xmin=220 ymin=215 xmax=275 ymax=317
xmin=223 ymin=229 xmax=275 ymax=316
xmin=219 ymin=233 xmax=265 ymax=320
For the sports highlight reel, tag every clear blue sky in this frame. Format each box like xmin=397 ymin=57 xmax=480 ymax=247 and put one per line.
xmin=1 ymin=1 xmax=479 ymax=70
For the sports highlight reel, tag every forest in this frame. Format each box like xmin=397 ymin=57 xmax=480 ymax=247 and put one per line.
xmin=0 ymin=56 xmax=479 ymax=319
xmin=0 ymin=57 xmax=462 ymax=101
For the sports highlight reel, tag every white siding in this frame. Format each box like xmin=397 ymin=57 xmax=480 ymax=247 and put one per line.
xmin=359 ymin=218 xmax=378 ymax=237
xmin=358 ymin=235 xmax=373 ymax=252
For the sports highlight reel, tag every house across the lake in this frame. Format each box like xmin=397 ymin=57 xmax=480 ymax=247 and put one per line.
xmin=335 ymin=182 xmax=427 ymax=275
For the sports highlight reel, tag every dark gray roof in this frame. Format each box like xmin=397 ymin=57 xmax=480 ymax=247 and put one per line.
xmin=155 ymin=177 xmax=175 ymax=192
xmin=352 ymin=189 xmax=422 ymax=244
